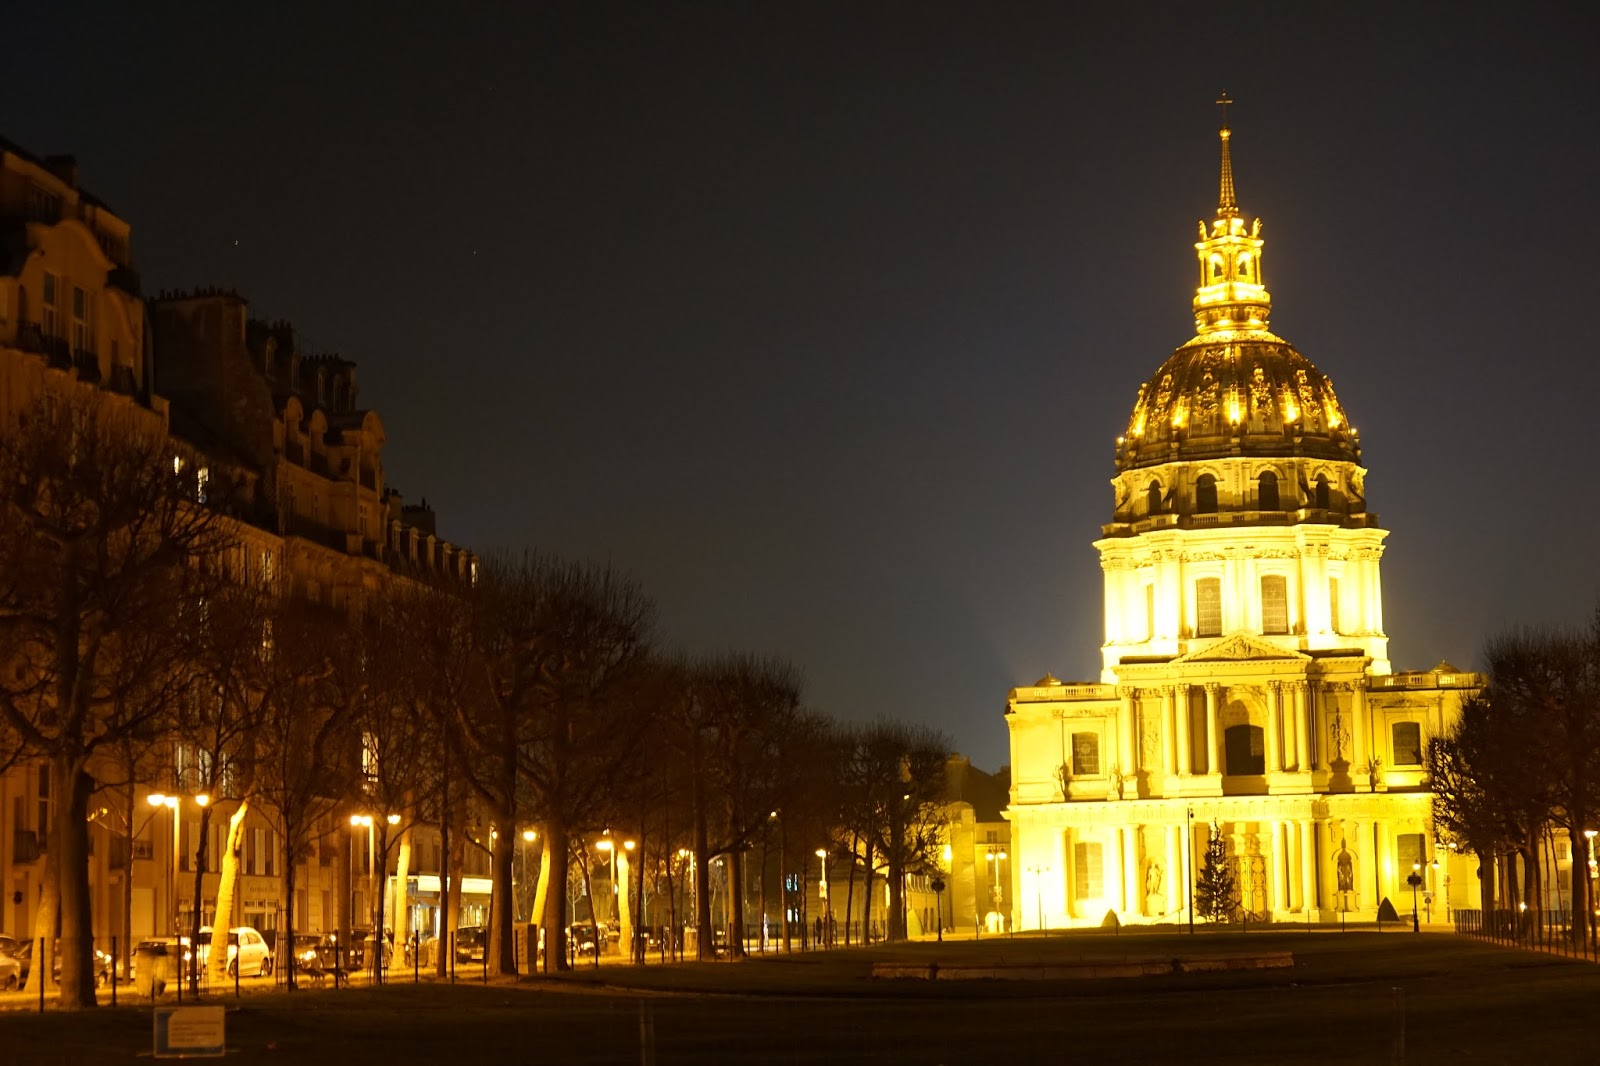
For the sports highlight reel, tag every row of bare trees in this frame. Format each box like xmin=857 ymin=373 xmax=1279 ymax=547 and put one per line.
xmin=0 ymin=394 xmax=956 ymax=1007
xmin=1430 ymin=609 xmax=1600 ymax=944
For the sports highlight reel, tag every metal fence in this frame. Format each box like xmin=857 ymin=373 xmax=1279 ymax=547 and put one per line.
xmin=1454 ymin=907 xmax=1600 ymax=962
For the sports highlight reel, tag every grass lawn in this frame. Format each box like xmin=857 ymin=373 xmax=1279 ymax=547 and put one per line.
xmin=2 ymin=929 xmax=1594 ymax=1064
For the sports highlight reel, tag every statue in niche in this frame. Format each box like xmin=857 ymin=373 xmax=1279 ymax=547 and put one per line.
xmin=1335 ymin=837 xmax=1355 ymax=917
xmin=1146 ymin=861 xmax=1163 ymax=898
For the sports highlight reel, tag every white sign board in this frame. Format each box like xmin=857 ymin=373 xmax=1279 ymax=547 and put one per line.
xmin=154 ymin=1005 xmax=226 ymax=1059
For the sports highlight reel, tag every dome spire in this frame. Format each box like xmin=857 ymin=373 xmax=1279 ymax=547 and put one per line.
xmin=1192 ymin=94 xmax=1270 ymax=335
xmin=1216 ymin=91 xmax=1238 ymax=218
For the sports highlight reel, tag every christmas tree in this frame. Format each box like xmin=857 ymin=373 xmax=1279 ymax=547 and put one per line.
xmin=1194 ymin=820 xmax=1237 ymax=923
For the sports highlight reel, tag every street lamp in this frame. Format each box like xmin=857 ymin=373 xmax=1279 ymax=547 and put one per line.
xmin=984 ymin=849 xmax=1007 ymax=933
xmin=1407 ymin=862 xmax=1423 ymax=933
xmin=815 ymin=849 xmax=830 ymax=948
xmin=146 ymin=794 xmax=181 ymax=936
xmin=1026 ymin=864 xmax=1051 ymax=932
xmin=1186 ymin=805 xmax=1195 ymax=936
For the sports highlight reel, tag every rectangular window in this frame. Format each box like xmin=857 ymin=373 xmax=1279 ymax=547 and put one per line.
xmin=1071 ymin=732 xmax=1101 ymax=777
xmin=1391 ymin=721 xmax=1423 ymax=766
xmin=42 ymin=272 xmax=60 ymax=338
xmin=264 ymin=830 xmax=276 ymax=877
xmin=1329 ymin=577 xmax=1341 ymax=633
xmin=1195 ymin=578 xmax=1222 ymax=638
xmin=1074 ymin=841 xmax=1104 ymax=899
xmin=71 ymin=286 xmax=92 ymax=352
xmin=37 ymin=768 xmax=50 ymax=834
xmin=1260 ymin=575 xmax=1289 ymax=635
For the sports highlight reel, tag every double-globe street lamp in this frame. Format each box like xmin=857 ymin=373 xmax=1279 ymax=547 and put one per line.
xmin=984 ymin=849 xmax=1007 ymax=933
xmin=146 ymin=792 xmax=209 ymax=937
xmin=1407 ymin=862 xmax=1424 ymax=933
xmin=350 ymin=812 xmax=400 ymax=980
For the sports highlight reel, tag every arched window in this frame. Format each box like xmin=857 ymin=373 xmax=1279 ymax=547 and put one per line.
xmin=1147 ymin=481 xmax=1162 ymax=516
xmin=1315 ymin=475 xmax=1330 ymax=511
xmin=1258 ymin=470 xmax=1279 ymax=511
xmin=1195 ymin=474 xmax=1217 ymax=514
xmin=1195 ymin=578 xmax=1222 ymax=638
xmin=1224 ymin=724 xmax=1266 ymax=775
xmin=1260 ymin=575 xmax=1288 ymax=635
xmin=1237 ymin=253 xmax=1252 ymax=280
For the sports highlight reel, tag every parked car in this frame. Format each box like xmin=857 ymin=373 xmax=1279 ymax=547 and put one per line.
xmin=0 ymin=941 xmax=22 ymax=990
xmin=567 ymin=923 xmax=604 ymax=956
xmin=454 ymin=925 xmax=486 ymax=963
xmin=197 ymin=926 xmax=273 ymax=978
xmin=10 ymin=938 xmax=111 ymax=987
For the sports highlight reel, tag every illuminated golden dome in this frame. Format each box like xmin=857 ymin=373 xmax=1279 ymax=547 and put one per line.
xmin=1114 ymin=101 xmax=1360 ymax=474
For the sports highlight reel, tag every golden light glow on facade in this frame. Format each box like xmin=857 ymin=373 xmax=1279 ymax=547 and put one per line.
xmin=1004 ymin=98 xmax=1478 ymax=935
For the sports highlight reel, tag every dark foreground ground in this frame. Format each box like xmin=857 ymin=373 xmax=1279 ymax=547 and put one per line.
xmin=2 ymin=929 xmax=1594 ymax=1064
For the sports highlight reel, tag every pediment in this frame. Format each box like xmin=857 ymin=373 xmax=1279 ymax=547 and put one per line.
xmin=1173 ymin=634 xmax=1312 ymax=664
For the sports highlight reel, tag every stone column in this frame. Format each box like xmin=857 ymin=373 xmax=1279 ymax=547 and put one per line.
xmin=1165 ymin=825 xmax=1182 ymax=918
xmin=1123 ymin=827 xmax=1140 ymax=915
xmin=1271 ymin=821 xmax=1288 ymax=915
xmin=1317 ymin=820 xmax=1336 ymax=915
xmin=1352 ymin=821 xmax=1372 ymax=912
xmin=1294 ymin=682 xmax=1311 ymax=770
xmin=1161 ymin=686 xmax=1177 ymax=777
xmin=1204 ymin=684 xmax=1220 ymax=776
xmin=1266 ymin=682 xmax=1283 ymax=773
xmin=1117 ymin=688 xmax=1137 ymax=786
xmin=1175 ymin=684 xmax=1192 ymax=776
xmin=1351 ymin=680 xmax=1369 ymax=776
xmin=1299 ymin=820 xmax=1316 ymax=913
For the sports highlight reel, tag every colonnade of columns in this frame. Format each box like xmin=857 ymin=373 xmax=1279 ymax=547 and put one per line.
xmin=1040 ymin=813 xmax=1428 ymax=926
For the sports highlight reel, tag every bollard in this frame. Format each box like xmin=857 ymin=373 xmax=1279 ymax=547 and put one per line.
xmin=413 ymin=933 xmax=419 ymax=984
xmin=110 ymin=937 xmax=117 ymax=1007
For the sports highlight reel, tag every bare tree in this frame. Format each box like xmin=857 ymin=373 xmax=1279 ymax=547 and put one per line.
xmin=0 ymin=394 xmax=236 ymax=1007
xmin=454 ymin=553 xmax=654 ymax=974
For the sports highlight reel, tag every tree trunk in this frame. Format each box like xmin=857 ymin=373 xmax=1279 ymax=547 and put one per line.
xmin=845 ymin=833 xmax=858 ymax=947
xmin=693 ymin=812 xmax=712 ymax=960
xmin=435 ymin=789 xmax=451 ymax=978
xmin=54 ymin=757 xmax=96 ymax=1008
xmin=530 ymin=841 xmax=551 ymax=965
xmin=393 ymin=829 xmax=412 ymax=951
xmin=758 ymin=836 xmax=768 ymax=955
xmin=209 ymin=801 xmax=249 ymax=984
xmin=1571 ymin=828 xmax=1590 ymax=945
xmin=25 ymin=825 xmax=60 ymax=996
xmin=283 ymin=818 xmax=300 ymax=991
xmin=1476 ymin=848 xmax=1495 ymax=933
xmin=120 ymin=777 xmax=135 ymax=984
xmin=779 ymin=821 xmax=790 ymax=953
xmin=540 ymin=818 xmax=571 ymax=972
xmin=888 ymin=811 xmax=906 ymax=941
xmin=188 ymin=804 xmax=214 ymax=993
xmin=336 ymin=824 xmax=353 ymax=970
xmin=445 ymin=826 xmax=464 ymax=967
xmin=860 ymin=840 xmax=874 ymax=945
xmin=727 ymin=845 xmax=746 ymax=959
xmin=490 ymin=819 xmax=516 ymax=975
xmin=374 ymin=824 xmax=390 ymax=985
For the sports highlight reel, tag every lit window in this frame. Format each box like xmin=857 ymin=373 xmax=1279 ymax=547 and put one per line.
xmin=1195 ymin=578 xmax=1222 ymax=638
xmin=1071 ymin=733 xmax=1100 ymax=777
xmin=71 ymin=286 xmax=92 ymax=353
xmin=196 ymin=466 xmax=209 ymax=505
xmin=1260 ymin=575 xmax=1288 ymax=635
xmin=42 ymin=272 xmax=60 ymax=338
xmin=1195 ymin=474 xmax=1217 ymax=514
xmin=1391 ymin=722 xmax=1422 ymax=766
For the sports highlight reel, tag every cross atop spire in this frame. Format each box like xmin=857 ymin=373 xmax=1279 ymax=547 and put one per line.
xmin=1216 ymin=91 xmax=1238 ymax=217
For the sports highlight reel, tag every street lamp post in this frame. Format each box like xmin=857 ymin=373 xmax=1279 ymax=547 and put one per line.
xmin=984 ymin=849 xmax=1007 ymax=934
xmin=1407 ymin=862 xmax=1423 ymax=933
xmin=146 ymin=794 xmax=181 ymax=936
xmin=1186 ymin=805 xmax=1195 ymax=936
xmin=1026 ymin=864 xmax=1051 ymax=932
xmin=815 ymin=849 xmax=829 ymax=949
xmin=350 ymin=815 xmax=376 ymax=976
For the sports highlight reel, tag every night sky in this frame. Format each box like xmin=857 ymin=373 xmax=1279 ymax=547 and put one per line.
xmin=7 ymin=4 xmax=1598 ymax=770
